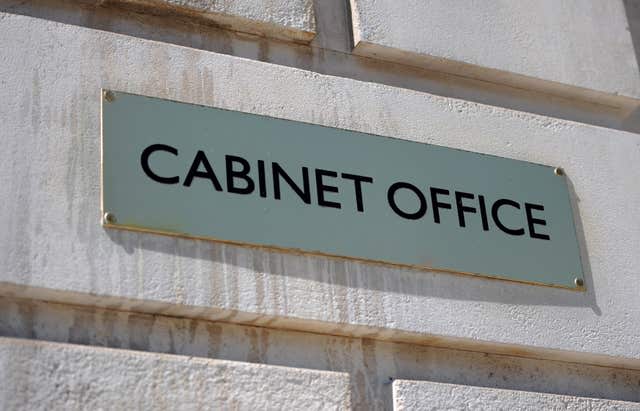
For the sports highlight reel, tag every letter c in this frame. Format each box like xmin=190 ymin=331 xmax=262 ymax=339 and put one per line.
xmin=491 ymin=199 xmax=525 ymax=236
xmin=140 ymin=144 xmax=179 ymax=184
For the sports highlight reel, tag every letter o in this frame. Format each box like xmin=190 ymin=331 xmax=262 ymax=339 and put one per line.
xmin=387 ymin=182 xmax=427 ymax=220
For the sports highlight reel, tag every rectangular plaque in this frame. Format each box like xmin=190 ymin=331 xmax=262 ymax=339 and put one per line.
xmin=102 ymin=90 xmax=584 ymax=289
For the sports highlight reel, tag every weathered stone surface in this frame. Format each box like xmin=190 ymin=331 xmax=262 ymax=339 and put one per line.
xmin=1 ymin=12 xmax=640 ymax=368
xmin=97 ymin=0 xmax=316 ymax=43
xmin=392 ymin=379 xmax=640 ymax=410
xmin=0 ymin=337 xmax=350 ymax=410
xmin=350 ymin=0 xmax=640 ymax=106
xmin=3 ymin=297 xmax=640 ymax=408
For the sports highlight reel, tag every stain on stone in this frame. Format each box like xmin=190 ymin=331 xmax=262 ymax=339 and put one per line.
xmin=292 ymin=42 xmax=313 ymax=71
xmin=15 ymin=301 xmax=35 ymax=339
xmin=64 ymin=92 xmax=80 ymax=227
xmin=205 ymin=322 xmax=223 ymax=358
xmin=267 ymin=252 xmax=284 ymax=313
xmin=257 ymin=38 xmax=270 ymax=63
xmin=100 ymin=309 xmax=124 ymax=348
xmin=187 ymin=318 xmax=198 ymax=343
xmin=3 ymin=296 xmax=640 ymax=405
xmin=330 ymin=259 xmax=349 ymax=324
xmin=30 ymin=70 xmax=41 ymax=134
xmin=222 ymin=245 xmax=240 ymax=308
xmin=68 ymin=307 xmax=94 ymax=344
xmin=252 ymin=249 xmax=266 ymax=309
xmin=245 ymin=327 xmax=260 ymax=363
xmin=127 ymin=313 xmax=154 ymax=351
xmin=353 ymin=370 xmax=367 ymax=410
xmin=10 ymin=80 xmax=34 ymax=284
xmin=203 ymin=67 xmax=215 ymax=106
xmin=168 ymin=324 xmax=177 ymax=354
xmin=361 ymin=338 xmax=382 ymax=408
xmin=259 ymin=327 xmax=270 ymax=362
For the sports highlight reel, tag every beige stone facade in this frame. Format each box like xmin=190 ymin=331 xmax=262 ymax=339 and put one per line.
xmin=1 ymin=1 xmax=640 ymax=409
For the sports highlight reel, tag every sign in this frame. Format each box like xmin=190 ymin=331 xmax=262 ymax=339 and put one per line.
xmin=102 ymin=90 xmax=584 ymax=289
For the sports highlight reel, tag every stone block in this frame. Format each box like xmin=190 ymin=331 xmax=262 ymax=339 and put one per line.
xmin=350 ymin=0 xmax=640 ymax=107
xmin=392 ymin=379 xmax=640 ymax=410
xmin=0 ymin=337 xmax=350 ymax=410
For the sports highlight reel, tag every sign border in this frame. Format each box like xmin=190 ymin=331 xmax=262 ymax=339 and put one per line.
xmin=100 ymin=89 xmax=586 ymax=291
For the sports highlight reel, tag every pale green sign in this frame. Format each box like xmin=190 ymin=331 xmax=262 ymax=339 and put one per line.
xmin=102 ymin=91 xmax=584 ymax=289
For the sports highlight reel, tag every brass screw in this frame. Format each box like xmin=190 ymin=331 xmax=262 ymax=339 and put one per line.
xmin=103 ymin=212 xmax=116 ymax=225
xmin=103 ymin=90 xmax=115 ymax=103
xmin=554 ymin=167 xmax=564 ymax=176
xmin=574 ymin=277 xmax=584 ymax=287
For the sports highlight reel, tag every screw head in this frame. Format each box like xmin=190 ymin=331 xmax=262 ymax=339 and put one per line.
xmin=554 ymin=167 xmax=564 ymax=176
xmin=103 ymin=212 xmax=116 ymax=225
xmin=103 ymin=90 xmax=115 ymax=103
xmin=574 ymin=277 xmax=584 ymax=287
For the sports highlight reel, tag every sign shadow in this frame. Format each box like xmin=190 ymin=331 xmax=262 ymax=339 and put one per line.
xmin=105 ymin=173 xmax=599 ymax=313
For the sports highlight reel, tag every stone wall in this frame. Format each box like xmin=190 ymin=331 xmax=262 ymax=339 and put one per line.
xmin=1 ymin=1 xmax=639 ymax=409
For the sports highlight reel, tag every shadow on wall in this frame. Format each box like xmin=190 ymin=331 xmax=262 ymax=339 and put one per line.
xmin=624 ymin=0 xmax=640 ymax=71
xmin=104 ymin=171 xmax=600 ymax=315
xmin=623 ymin=0 xmax=640 ymax=133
